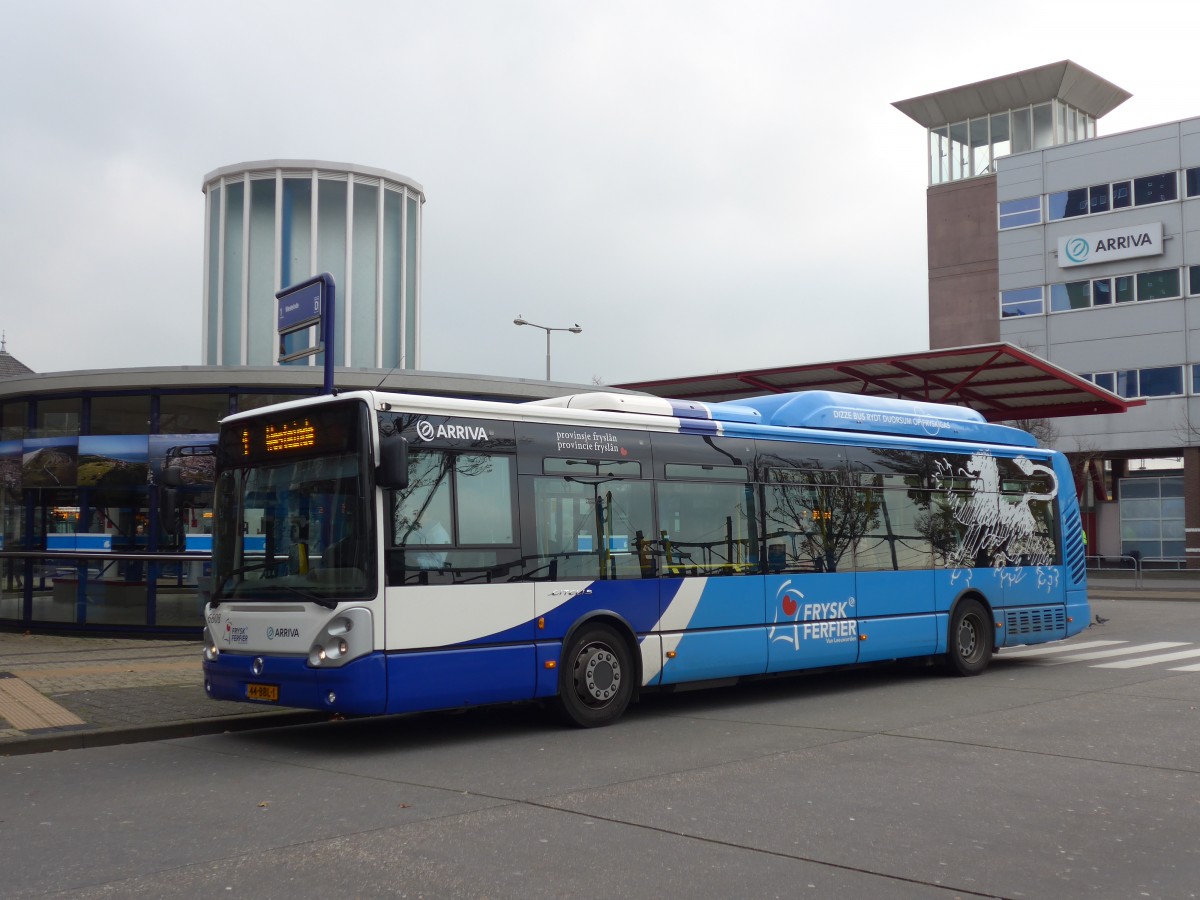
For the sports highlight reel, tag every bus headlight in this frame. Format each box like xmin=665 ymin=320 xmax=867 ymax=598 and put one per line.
xmin=205 ymin=642 xmax=220 ymax=662
xmin=307 ymin=608 xmax=372 ymax=668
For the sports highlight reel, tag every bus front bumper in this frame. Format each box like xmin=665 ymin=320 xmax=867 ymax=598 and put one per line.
xmin=203 ymin=650 xmax=389 ymax=715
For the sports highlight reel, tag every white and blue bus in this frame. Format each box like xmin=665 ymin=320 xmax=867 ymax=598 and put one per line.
xmin=202 ymin=388 xmax=1089 ymax=727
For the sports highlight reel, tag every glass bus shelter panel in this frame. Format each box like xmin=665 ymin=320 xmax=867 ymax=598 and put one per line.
xmin=34 ymin=565 xmax=147 ymax=626
xmin=1 ymin=556 xmax=25 ymax=620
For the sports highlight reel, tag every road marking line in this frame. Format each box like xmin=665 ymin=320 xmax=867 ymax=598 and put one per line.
xmin=1048 ymin=642 xmax=1190 ymax=663
xmin=1093 ymin=648 xmax=1200 ymax=669
xmin=997 ymin=640 xmax=1124 ymax=658
xmin=1168 ymin=662 xmax=1200 ymax=672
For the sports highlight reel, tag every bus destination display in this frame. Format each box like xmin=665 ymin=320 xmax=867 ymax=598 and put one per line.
xmin=223 ymin=400 xmax=363 ymax=466
xmin=263 ymin=419 xmax=317 ymax=453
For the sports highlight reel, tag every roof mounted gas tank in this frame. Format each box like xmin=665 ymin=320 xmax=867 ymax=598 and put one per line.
xmin=525 ymin=392 xmax=762 ymax=424
xmin=712 ymin=390 xmax=1037 ymax=448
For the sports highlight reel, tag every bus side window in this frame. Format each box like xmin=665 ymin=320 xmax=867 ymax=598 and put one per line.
xmin=388 ymin=451 xmax=519 ymax=585
xmin=656 ymin=480 xmax=757 ymax=576
xmin=763 ymin=470 xmax=853 ymax=574
xmin=529 ymin=476 xmax=654 ymax=580
xmin=853 ymin=487 xmax=934 ymax=572
xmin=391 ymin=450 xmax=454 ymax=565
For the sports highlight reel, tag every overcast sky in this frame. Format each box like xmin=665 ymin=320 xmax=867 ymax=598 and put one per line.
xmin=3 ymin=1 xmax=1198 ymax=386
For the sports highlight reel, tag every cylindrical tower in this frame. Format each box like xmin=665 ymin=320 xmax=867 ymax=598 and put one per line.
xmin=201 ymin=160 xmax=424 ymax=369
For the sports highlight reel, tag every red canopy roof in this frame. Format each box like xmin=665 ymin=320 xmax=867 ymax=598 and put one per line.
xmin=615 ymin=343 xmax=1135 ymax=423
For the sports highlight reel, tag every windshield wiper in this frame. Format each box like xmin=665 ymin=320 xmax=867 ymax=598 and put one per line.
xmin=210 ymin=560 xmax=272 ymax=606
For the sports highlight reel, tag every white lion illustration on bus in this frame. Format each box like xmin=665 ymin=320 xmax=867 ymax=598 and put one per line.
xmin=934 ymin=451 xmax=1059 ymax=591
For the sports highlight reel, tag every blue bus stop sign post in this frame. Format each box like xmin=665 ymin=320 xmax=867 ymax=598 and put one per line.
xmin=277 ymin=273 xmax=336 ymax=395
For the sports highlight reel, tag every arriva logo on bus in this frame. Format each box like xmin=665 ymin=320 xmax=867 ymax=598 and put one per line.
xmin=415 ymin=420 xmax=490 ymax=442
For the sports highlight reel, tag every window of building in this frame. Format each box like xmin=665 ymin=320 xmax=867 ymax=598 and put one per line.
xmin=1192 ymin=365 xmax=1200 ymax=394
xmin=1187 ymin=167 xmax=1200 ymax=198
xmin=1 ymin=401 xmax=26 ymax=440
xmin=1090 ymin=275 xmax=1137 ymax=306
xmin=235 ymin=392 xmax=309 ymax=414
xmin=1190 ymin=266 xmax=1200 ymax=296
xmin=1050 ymin=280 xmax=1091 ymax=312
xmin=1011 ymin=107 xmax=1032 ymax=153
xmin=1115 ymin=275 xmax=1135 ymax=303
xmin=930 ymin=127 xmax=950 ymax=185
xmin=89 ymin=395 xmax=150 ymax=436
xmin=998 ymin=196 xmax=1041 ymax=229
xmin=1120 ymin=476 xmax=1185 ymax=561
xmin=1047 ymin=171 xmax=1178 ymax=222
xmin=969 ymin=117 xmax=990 ymax=176
xmin=33 ymin=398 xmax=80 ymax=437
xmin=1136 ymin=268 xmax=1180 ymax=301
xmin=949 ymin=121 xmax=968 ymax=181
xmin=1032 ymin=103 xmax=1054 ymax=149
xmin=1116 ymin=370 xmax=1137 ymax=398
xmin=1048 ymin=187 xmax=1090 ymax=220
xmin=1133 ymin=172 xmax=1177 ymax=205
xmin=1089 ymin=367 xmax=1184 ymax=399
xmin=159 ymin=394 xmax=231 ymax=435
xmin=1000 ymin=286 xmax=1044 ymax=317
xmin=990 ymin=112 xmax=1011 ymax=160
xmin=1047 ymin=269 xmax=1179 ymax=313
xmin=1138 ymin=366 xmax=1184 ymax=397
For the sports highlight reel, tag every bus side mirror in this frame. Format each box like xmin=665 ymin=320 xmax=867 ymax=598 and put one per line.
xmin=377 ymin=434 xmax=409 ymax=489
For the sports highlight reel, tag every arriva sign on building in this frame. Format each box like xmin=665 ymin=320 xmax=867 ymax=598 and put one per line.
xmin=1057 ymin=221 xmax=1163 ymax=268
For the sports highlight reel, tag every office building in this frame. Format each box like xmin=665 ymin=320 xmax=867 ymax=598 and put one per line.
xmin=895 ymin=61 xmax=1199 ymax=565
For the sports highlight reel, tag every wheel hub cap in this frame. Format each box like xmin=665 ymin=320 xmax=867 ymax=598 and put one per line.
xmin=580 ymin=647 xmax=620 ymax=702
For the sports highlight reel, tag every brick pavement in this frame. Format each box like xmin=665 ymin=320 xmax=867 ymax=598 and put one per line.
xmin=0 ymin=631 xmax=325 ymax=755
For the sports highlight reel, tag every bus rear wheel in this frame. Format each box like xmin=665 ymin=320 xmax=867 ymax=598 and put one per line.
xmin=553 ymin=624 xmax=634 ymax=727
xmin=946 ymin=598 xmax=993 ymax=676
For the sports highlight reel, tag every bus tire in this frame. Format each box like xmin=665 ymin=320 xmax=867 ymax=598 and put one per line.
xmin=946 ymin=598 xmax=993 ymax=676
xmin=553 ymin=624 xmax=634 ymax=728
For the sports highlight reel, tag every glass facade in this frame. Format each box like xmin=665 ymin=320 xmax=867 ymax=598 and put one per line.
xmin=0 ymin=385 xmax=311 ymax=631
xmin=1046 ymin=171 xmax=1177 ymax=223
xmin=202 ymin=162 xmax=424 ymax=370
xmin=1119 ymin=476 xmax=1185 ymax=561
xmin=930 ymin=100 xmax=1096 ymax=186
xmin=0 ymin=367 xmax=562 ymax=635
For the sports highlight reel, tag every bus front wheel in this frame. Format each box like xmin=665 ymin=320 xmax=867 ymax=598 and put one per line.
xmin=946 ymin=598 xmax=993 ymax=676
xmin=553 ymin=624 xmax=634 ymax=727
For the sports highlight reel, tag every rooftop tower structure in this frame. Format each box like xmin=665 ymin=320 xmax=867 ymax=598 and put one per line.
xmin=893 ymin=61 xmax=1130 ymax=348
xmin=201 ymin=160 xmax=424 ymax=369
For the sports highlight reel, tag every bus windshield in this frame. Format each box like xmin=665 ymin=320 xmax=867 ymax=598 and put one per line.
xmin=212 ymin=401 xmax=375 ymax=605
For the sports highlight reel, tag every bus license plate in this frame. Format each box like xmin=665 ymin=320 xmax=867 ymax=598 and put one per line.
xmin=246 ymin=683 xmax=279 ymax=702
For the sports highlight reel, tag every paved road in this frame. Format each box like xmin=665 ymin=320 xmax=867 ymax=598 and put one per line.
xmin=2 ymin=595 xmax=1197 ymax=898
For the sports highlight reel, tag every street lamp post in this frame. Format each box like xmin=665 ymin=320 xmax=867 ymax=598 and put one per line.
xmin=513 ymin=316 xmax=582 ymax=381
